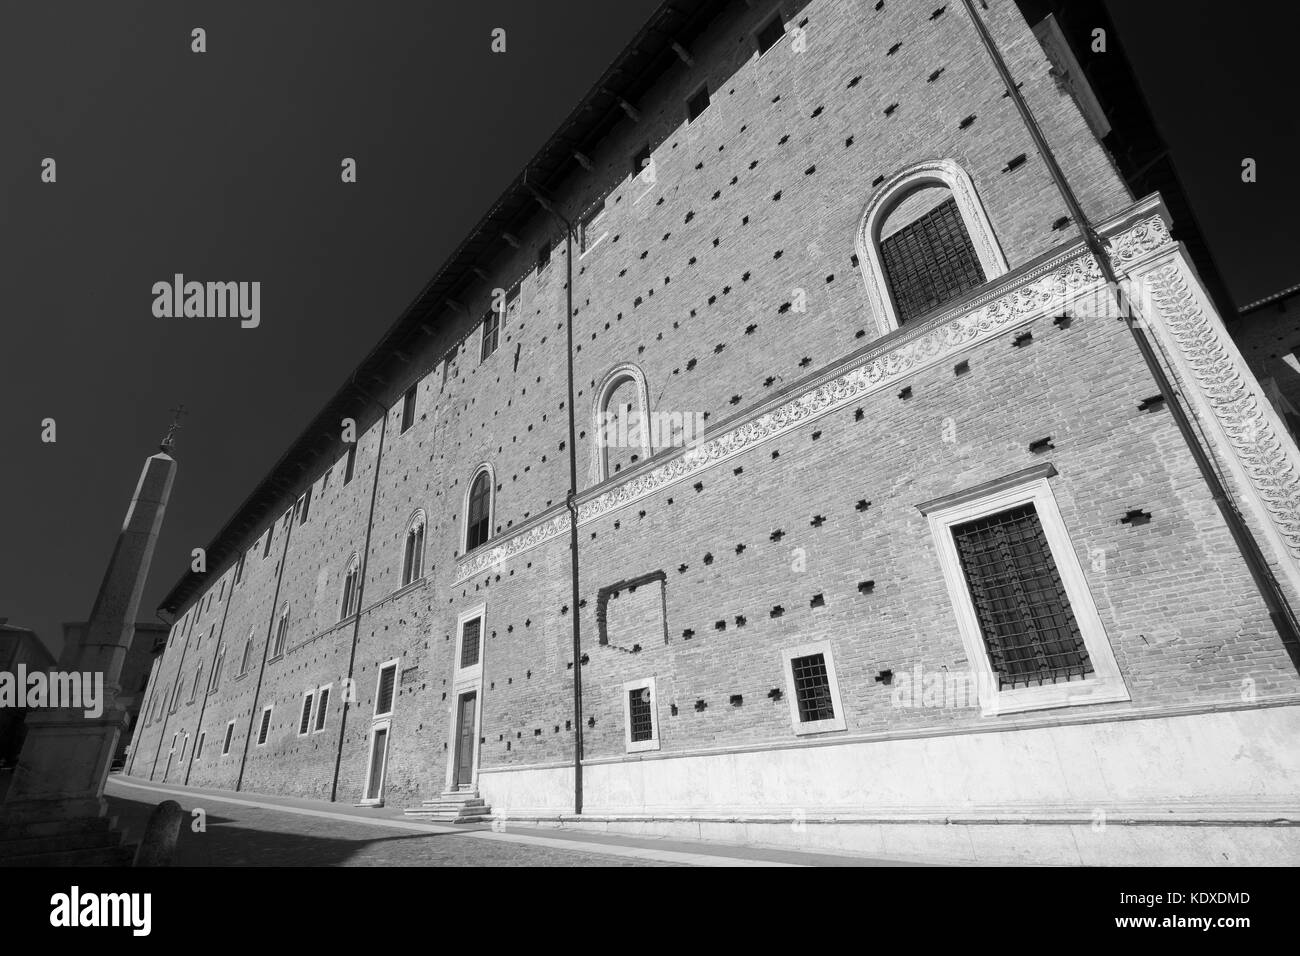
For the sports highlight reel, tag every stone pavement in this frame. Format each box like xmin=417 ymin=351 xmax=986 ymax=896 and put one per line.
xmin=105 ymin=775 xmax=910 ymax=866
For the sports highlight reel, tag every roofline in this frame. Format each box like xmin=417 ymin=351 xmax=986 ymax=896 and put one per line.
xmin=159 ymin=0 xmax=737 ymax=615
xmin=1239 ymin=283 xmax=1300 ymax=316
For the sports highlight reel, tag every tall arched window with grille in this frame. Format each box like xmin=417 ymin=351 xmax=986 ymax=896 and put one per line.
xmin=272 ymin=603 xmax=290 ymax=657
xmin=400 ymin=512 xmax=426 ymax=586
xmin=464 ymin=467 xmax=493 ymax=553
xmin=240 ymin=627 xmax=254 ymax=675
xmin=857 ymin=159 xmax=1007 ymax=333
xmin=340 ymin=552 xmax=361 ymax=618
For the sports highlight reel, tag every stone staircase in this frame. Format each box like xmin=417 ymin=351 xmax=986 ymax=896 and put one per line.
xmin=404 ymin=790 xmax=493 ymax=825
xmin=0 ymin=816 xmax=136 ymax=867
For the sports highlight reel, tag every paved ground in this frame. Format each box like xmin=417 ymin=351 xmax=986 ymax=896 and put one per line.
xmin=105 ymin=775 xmax=899 ymax=866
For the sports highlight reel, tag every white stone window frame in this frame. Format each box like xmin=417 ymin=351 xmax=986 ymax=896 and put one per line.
xmin=313 ymin=683 xmax=333 ymax=733
xmin=297 ymin=689 xmax=315 ymax=737
xmin=255 ymin=705 xmax=273 ymax=746
xmin=622 ymin=676 xmax=661 ymax=754
xmin=454 ymin=604 xmax=486 ymax=678
xmin=855 ymin=158 xmax=1008 ymax=335
xmin=444 ymin=603 xmax=487 ymax=792
xmin=590 ymin=363 xmax=654 ymax=483
xmin=781 ymin=640 xmax=847 ymax=736
xmin=462 ymin=463 xmax=495 ymax=554
xmin=360 ymin=717 xmax=392 ymax=806
xmin=373 ymin=657 xmax=401 ymax=719
xmin=921 ymin=466 xmax=1129 ymax=717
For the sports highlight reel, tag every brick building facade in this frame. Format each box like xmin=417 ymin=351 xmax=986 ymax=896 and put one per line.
xmin=124 ymin=0 xmax=1300 ymax=864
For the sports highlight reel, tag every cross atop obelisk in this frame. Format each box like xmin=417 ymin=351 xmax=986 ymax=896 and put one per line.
xmin=160 ymin=403 xmax=187 ymax=454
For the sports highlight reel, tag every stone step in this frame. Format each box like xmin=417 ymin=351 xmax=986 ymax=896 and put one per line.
xmin=0 ymin=844 xmax=136 ymax=867
xmin=0 ymin=816 xmax=115 ymax=842
xmin=403 ymin=808 xmax=493 ymax=825
xmin=420 ymin=797 xmax=486 ymax=808
xmin=0 ymin=829 xmax=124 ymax=859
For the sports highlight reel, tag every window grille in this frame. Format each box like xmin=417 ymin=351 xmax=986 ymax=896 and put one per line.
xmin=951 ymin=503 xmax=1093 ymax=688
xmin=880 ymin=196 xmax=984 ymax=323
xmin=299 ymin=693 xmax=314 ymax=735
xmin=790 ymin=653 xmax=836 ymax=722
xmin=461 ymin=617 xmax=481 ymax=668
xmin=466 ymin=472 xmax=491 ymax=550
xmin=257 ymin=708 xmax=272 ymax=745
xmin=628 ymin=687 xmax=654 ymax=742
xmin=375 ymin=665 xmax=397 ymax=716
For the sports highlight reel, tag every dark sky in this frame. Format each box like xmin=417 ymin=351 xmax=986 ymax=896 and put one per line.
xmin=3 ymin=0 xmax=1298 ymax=659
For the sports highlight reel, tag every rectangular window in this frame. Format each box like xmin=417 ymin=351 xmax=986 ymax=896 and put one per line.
xmin=299 ymin=691 xmax=315 ymax=736
xmin=234 ymin=552 xmax=245 ymax=585
xmin=631 ymin=143 xmax=651 ymax=179
xmin=256 ymin=706 xmax=273 ymax=746
xmin=880 ymin=196 xmax=985 ymax=324
xmin=272 ymin=613 xmax=289 ymax=658
xmin=263 ymin=525 xmax=274 ymax=558
xmin=222 ymin=720 xmax=235 ymax=755
xmin=622 ymin=678 xmax=659 ymax=752
xmin=686 ymin=86 xmax=711 ymax=122
xmin=756 ymin=12 xmax=786 ymax=54
xmin=782 ymin=641 xmax=846 ymax=735
xmin=195 ymin=731 xmax=206 ymax=760
xmin=297 ymin=488 xmax=311 ymax=525
xmin=536 ymin=242 xmax=551 ymax=273
xmin=344 ymin=444 xmax=357 ymax=484
xmin=951 ymin=504 xmax=1091 ymax=689
xmin=578 ymin=199 xmax=607 ymax=254
xmin=400 ymin=384 xmax=417 ymax=433
xmin=460 ymin=616 xmax=481 ymax=669
xmin=481 ymin=307 xmax=500 ymax=363
xmin=314 ymin=685 xmax=331 ymax=732
xmin=363 ymin=725 xmax=390 ymax=803
xmin=374 ymin=661 xmax=398 ymax=717
xmin=920 ymin=464 xmax=1129 ymax=716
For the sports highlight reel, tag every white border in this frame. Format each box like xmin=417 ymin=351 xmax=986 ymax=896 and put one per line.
xmin=782 ymin=640 xmax=847 ymax=735
xmin=622 ymin=677 xmax=661 ymax=753
xmin=256 ymin=706 xmax=273 ymax=746
xmin=313 ymin=683 xmax=333 ymax=733
xmin=298 ymin=689 xmax=315 ymax=737
xmin=446 ymin=602 xmax=487 ymax=791
xmin=360 ymin=718 xmax=392 ymax=805
xmin=373 ymin=658 xmax=401 ymax=719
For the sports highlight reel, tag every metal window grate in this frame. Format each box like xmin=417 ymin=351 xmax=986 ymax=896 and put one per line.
xmin=257 ymin=709 xmax=271 ymax=744
xmin=466 ymin=473 xmax=491 ymax=550
xmin=880 ymin=196 xmax=985 ymax=324
xmin=299 ymin=694 xmax=314 ymax=735
xmin=314 ymin=687 xmax=330 ymax=731
xmin=952 ymin=503 xmax=1093 ymax=689
xmin=790 ymin=653 xmax=835 ymax=722
xmin=628 ymin=687 xmax=654 ymax=742
xmin=461 ymin=617 xmax=481 ymax=668
xmin=375 ymin=665 xmax=396 ymax=715
xmin=481 ymin=308 xmax=500 ymax=361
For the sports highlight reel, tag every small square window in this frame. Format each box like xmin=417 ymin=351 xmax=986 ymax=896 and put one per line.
xmin=622 ymin=678 xmax=660 ymax=752
xmin=781 ymin=641 xmax=846 ymax=735
xmin=756 ymin=13 xmax=785 ymax=55
xmin=686 ymin=86 xmax=711 ymax=122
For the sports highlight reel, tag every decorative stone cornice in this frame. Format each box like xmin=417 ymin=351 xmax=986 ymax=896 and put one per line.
xmin=453 ymin=213 xmax=1174 ymax=584
xmin=1146 ymin=263 xmax=1300 ymax=559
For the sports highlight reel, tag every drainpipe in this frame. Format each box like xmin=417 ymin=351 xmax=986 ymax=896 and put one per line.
xmin=526 ymin=176 xmax=585 ymax=815
xmin=235 ymin=500 xmax=296 ymax=791
xmin=330 ymin=390 xmax=389 ymax=803
xmin=183 ymin=568 xmax=236 ymax=785
xmin=961 ymin=0 xmax=1300 ymax=665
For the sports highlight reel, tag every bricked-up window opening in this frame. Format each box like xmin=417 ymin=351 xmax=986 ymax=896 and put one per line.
xmin=880 ymin=196 xmax=984 ymax=324
xmin=222 ymin=721 xmax=235 ymax=755
xmin=791 ymin=654 xmax=836 ymax=723
xmin=687 ymin=86 xmax=711 ymax=122
xmin=756 ymin=12 xmax=785 ymax=54
xmin=299 ymin=692 xmax=314 ymax=736
xmin=466 ymin=471 xmax=491 ymax=551
xmin=340 ymin=555 xmax=360 ymax=619
xmin=401 ymin=513 xmax=425 ymax=586
xmin=256 ymin=707 xmax=272 ymax=746
xmin=460 ymin=616 xmax=481 ymax=668
xmin=272 ymin=604 xmax=289 ymax=657
xmin=314 ymin=686 xmax=330 ymax=732
xmin=344 ymin=444 xmax=357 ymax=484
xmin=951 ymin=503 xmax=1092 ymax=689
xmin=400 ymin=384 xmax=417 ymax=433
xmin=481 ymin=306 xmax=501 ymax=363
xmin=629 ymin=687 xmax=654 ymax=742
xmin=374 ymin=663 xmax=397 ymax=717
xmin=579 ymin=199 xmax=607 ymax=254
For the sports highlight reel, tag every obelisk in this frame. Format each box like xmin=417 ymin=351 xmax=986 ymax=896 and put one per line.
xmin=3 ymin=424 xmax=178 ymax=822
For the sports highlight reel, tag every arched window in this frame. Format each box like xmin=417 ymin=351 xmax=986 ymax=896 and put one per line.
xmin=590 ymin=364 xmax=654 ymax=483
xmin=401 ymin=512 xmax=426 ymax=586
xmin=240 ymin=627 xmax=254 ymax=675
xmin=857 ymin=159 xmax=1007 ymax=333
xmin=464 ymin=467 xmax=493 ymax=553
xmin=272 ymin=603 xmax=290 ymax=657
xmin=340 ymin=553 xmax=361 ymax=618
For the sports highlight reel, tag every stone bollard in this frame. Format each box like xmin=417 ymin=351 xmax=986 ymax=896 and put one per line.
xmin=133 ymin=800 xmax=184 ymax=867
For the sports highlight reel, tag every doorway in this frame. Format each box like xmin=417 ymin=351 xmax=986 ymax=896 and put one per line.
xmin=453 ymin=692 xmax=477 ymax=789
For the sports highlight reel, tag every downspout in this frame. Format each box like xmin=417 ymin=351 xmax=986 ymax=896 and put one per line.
xmin=235 ymin=502 xmax=296 ymax=791
xmin=330 ymin=392 xmax=389 ymax=803
xmin=961 ymin=0 xmax=1300 ymax=666
xmin=183 ymin=568 xmax=236 ymax=785
xmin=526 ymin=176 xmax=585 ymax=815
